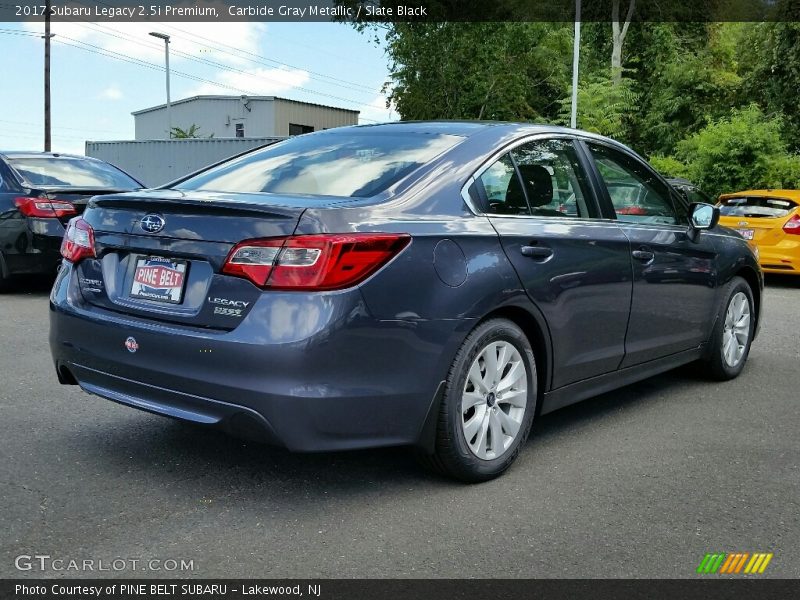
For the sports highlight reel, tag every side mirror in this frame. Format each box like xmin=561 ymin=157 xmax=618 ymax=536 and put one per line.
xmin=689 ymin=202 xmax=719 ymax=231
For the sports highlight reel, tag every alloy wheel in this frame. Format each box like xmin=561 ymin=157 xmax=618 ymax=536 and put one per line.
xmin=722 ymin=291 xmax=751 ymax=368
xmin=461 ymin=341 xmax=528 ymax=460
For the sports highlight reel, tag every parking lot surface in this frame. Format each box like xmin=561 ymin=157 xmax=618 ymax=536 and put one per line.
xmin=1 ymin=276 xmax=798 ymax=578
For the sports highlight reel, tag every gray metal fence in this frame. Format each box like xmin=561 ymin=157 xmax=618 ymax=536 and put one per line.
xmin=85 ymin=137 xmax=284 ymax=187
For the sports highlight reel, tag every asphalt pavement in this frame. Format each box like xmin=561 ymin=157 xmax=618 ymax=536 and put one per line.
xmin=1 ymin=275 xmax=798 ymax=579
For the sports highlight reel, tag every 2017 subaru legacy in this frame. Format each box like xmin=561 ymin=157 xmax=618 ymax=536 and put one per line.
xmin=49 ymin=123 xmax=762 ymax=481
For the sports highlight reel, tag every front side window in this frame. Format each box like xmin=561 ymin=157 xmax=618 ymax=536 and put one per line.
xmin=588 ymin=143 xmax=680 ymax=225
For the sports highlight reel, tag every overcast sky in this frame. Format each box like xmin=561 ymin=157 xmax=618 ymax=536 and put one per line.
xmin=0 ymin=22 xmax=395 ymax=154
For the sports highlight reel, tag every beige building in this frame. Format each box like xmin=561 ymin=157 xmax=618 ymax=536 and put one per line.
xmin=133 ymin=95 xmax=359 ymax=140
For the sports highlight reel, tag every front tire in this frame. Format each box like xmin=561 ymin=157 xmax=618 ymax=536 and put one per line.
xmin=703 ymin=276 xmax=755 ymax=380
xmin=417 ymin=318 xmax=537 ymax=482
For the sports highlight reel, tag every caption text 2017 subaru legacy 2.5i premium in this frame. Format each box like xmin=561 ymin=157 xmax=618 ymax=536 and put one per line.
xmin=49 ymin=123 xmax=762 ymax=481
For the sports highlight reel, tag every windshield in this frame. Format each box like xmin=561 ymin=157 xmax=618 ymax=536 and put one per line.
xmin=8 ymin=157 xmax=140 ymax=189
xmin=719 ymin=196 xmax=797 ymax=218
xmin=176 ymin=132 xmax=463 ymax=198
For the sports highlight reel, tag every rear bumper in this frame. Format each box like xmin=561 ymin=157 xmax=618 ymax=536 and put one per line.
xmin=757 ymin=239 xmax=800 ymax=274
xmin=49 ymin=263 xmax=469 ymax=452
xmin=1 ymin=218 xmax=63 ymax=276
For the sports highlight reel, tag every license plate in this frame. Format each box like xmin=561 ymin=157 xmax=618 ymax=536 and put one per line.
xmin=130 ymin=256 xmax=188 ymax=304
xmin=735 ymin=228 xmax=754 ymax=240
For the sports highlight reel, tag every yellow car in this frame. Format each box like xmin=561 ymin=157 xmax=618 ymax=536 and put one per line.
xmin=717 ymin=190 xmax=800 ymax=275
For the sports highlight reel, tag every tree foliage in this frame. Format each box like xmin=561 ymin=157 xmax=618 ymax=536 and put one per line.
xmin=369 ymin=16 xmax=800 ymax=193
xmin=662 ymin=106 xmax=800 ymax=194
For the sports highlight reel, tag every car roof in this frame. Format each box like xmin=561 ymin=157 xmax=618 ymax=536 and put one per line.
xmin=0 ymin=151 xmax=99 ymax=161
xmin=333 ymin=120 xmax=615 ymax=141
xmin=720 ymin=189 xmax=800 ymax=201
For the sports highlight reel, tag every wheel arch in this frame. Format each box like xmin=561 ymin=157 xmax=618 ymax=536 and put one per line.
xmin=477 ymin=303 xmax=553 ymax=406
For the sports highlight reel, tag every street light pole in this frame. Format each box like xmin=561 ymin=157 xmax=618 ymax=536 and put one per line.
xmin=43 ymin=0 xmax=53 ymax=151
xmin=570 ymin=0 xmax=581 ymax=129
xmin=149 ymin=32 xmax=172 ymax=138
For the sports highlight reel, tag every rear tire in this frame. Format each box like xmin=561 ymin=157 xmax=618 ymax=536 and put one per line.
xmin=416 ymin=318 xmax=537 ymax=482
xmin=703 ymin=276 xmax=755 ymax=381
xmin=0 ymin=254 xmax=11 ymax=293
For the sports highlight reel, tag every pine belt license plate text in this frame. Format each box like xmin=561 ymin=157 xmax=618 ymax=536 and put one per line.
xmin=130 ymin=256 xmax=188 ymax=304
xmin=735 ymin=228 xmax=754 ymax=240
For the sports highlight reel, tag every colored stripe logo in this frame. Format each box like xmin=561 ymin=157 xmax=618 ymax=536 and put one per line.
xmin=697 ymin=552 xmax=773 ymax=574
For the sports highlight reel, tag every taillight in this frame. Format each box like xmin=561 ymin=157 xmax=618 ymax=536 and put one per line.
xmin=783 ymin=214 xmax=800 ymax=235
xmin=15 ymin=196 xmax=76 ymax=218
xmin=60 ymin=217 xmax=95 ymax=263
xmin=223 ymin=233 xmax=411 ymax=290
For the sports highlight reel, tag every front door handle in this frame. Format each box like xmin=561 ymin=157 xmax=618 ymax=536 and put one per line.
xmin=631 ymin=249 xmax=655 ymax=262
xmin=521 ymin=245 xmax=553 ymax=260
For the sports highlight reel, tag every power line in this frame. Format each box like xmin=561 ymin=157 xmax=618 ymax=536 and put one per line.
xmin=74 ymin=23 xmax=378 ymax=105
xmin=0 ymin=28 xmax=385 ymax=123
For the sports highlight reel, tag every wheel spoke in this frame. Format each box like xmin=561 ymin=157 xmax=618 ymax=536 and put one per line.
xmin=483 ymin=344 xmax=499 ymax=387
xmin=488 ymin=410 xmax=505 ymax=454
xmin=498 ymin=388 xmax=527 ymax=408
xmin=473 ymin=415 xmax=490 ymax=457
xmin=496 ymin=360 xmax=524 ymax=394
xmin=463 ymin=408 xmax=485 ymax=442
xmin=468 ymin=361 xmax=488 ymax=394
xmin=495 ymin=408 xmax=521 ymax=438
xmin=462 ymin=391 xmax=485 ymax=412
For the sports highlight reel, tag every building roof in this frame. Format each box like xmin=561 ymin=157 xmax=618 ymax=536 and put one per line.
xmin=132 ymin=95 xmax=360 ymax=116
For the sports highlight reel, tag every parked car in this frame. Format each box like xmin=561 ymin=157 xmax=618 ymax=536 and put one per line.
xmin=716 ymin=190 xmax=800 ymax=275
xmin=49 ymin=123 xmax=762 ymax=481
xmin=667 ymin=177 xmax=716 ymax=204
xmin=0 ymin=152 xmax=142 ymax=290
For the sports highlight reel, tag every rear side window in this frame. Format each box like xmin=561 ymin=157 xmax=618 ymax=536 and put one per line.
xmin=7 ymin=157 xmax=140 ymax=189
xmin=588 ymin=143 xmax=680 ymax=225
xmin=476 ymin=139 xmax=592 ymax=218
xmin=477 ymin=154 xmax=530 ymax=216
xmin=511 ymin=139 xmax=591 ymax=218
xmin=719 ymin=196 xmax=797 ymax=218
xmin=177 ymin=132 xmax=463 ymax=198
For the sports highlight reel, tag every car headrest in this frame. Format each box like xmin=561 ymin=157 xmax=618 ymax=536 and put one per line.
xmin=518 ymin=164 xmax=553 ymax=208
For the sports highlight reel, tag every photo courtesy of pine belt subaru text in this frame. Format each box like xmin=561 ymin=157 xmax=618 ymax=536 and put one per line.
xmin=48 ymin=122 xmax=763 ymax=482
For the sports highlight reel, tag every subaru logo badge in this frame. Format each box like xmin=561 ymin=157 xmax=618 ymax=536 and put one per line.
xmin=140 ymin=214 xmax=165 ymax=233
xmin=125 ymin=336 xmax=139 ymax=353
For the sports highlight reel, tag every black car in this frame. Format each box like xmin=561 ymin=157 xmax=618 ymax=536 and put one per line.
xmin=0 ymin=152 xmax=142 ymax=290
xmin=49 ymin=123 xmax=762 ymax=481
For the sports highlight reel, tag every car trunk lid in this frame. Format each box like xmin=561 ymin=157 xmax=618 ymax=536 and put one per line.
xmin=74 ymin=189 xmax=341 ymax=330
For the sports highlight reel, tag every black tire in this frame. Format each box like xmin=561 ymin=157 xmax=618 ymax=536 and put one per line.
xmin=0 ymin=256 xmax=10 ymax=293
xmin=416 ymin=318 xmax=537 ymax=482
xmin=702 ymin=276 xmax=756 ymax=381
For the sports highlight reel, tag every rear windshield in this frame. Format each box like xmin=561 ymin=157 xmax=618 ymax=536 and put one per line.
xmin=719 ymin=196 xmax=798 ymax=218
xmin=8 ymin=157 xmax=140 ymax=189
xmin=176 ymin=132 xmax=463 ymax=198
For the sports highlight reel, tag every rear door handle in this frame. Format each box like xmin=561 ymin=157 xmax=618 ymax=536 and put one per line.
xmin=631 ymin=249 xmax=655 ymax=262
xmin=521 ymin=245 xmax=553 ymax=260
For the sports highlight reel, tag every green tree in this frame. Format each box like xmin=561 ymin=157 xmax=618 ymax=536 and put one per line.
xmin=558 ymin=70 xmax=639 ymax=138
xmin=170 ymin=124 xmax=212 ymax=139
xmin=381 ymin=22 xmax=572 ymax=121
xmin=668 ymin=105 xmax=800 ymax=194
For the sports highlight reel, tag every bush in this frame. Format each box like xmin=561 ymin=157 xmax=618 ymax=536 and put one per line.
xmin=671 ymin=105 xmax=800 ymax=194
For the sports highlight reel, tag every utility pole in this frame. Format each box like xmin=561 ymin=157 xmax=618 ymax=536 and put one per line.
xmin=44 ymin=0 xmax=53 ymax=151
xmin=149 ymin=32 xmax=172 ymax=138
xmin=570 ymin=0 xmax=581 ymax=129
